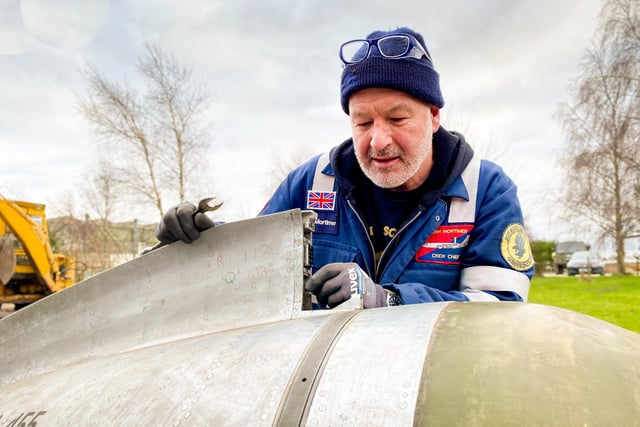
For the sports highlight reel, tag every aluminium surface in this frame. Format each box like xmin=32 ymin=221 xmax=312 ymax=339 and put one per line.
xmin=1 ymin=209 xmax=639 ymax=426
xmin=0 ymin=209 xmax=316 ymax=386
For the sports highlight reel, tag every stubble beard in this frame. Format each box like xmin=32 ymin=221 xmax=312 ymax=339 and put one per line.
xmin=355 ymin=137 xmax=433 ymax=190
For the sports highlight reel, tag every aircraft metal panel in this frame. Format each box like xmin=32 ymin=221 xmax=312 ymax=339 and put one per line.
xmin=415 ymin=302 xmax=640 ymax=426
xmin=0 ymin=313 xmax=332 ymax=426
xmin=304 ymin=303 xmax=445 ymax=425
xmin=2 ymin=209 xmax=640 ymax=426
xmin=0 ymin=209 xmax=315 ymax=387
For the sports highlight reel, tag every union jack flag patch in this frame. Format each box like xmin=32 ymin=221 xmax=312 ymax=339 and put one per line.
xmin=306 ymin=191 xmax=336 ymax=211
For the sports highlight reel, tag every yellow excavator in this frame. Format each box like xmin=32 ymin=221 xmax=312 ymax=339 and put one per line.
xmin=0 ymin=199 xmax=76 ymax=307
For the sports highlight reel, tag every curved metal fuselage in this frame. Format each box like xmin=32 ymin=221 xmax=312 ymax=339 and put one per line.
xmin=0 ymin=210 xmax=638 ymax=425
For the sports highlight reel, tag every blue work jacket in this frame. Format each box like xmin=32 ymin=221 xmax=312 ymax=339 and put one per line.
xmin=261 ymin=131 xmax=533 ymax=304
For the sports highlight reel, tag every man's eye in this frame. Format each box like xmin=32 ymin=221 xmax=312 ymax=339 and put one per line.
xmin=390 ymin=117 xmax=407 ymax=122
xmin=356 ymin=121 xmax=372 ymax=127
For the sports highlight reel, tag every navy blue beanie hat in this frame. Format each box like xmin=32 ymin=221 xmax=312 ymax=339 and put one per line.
xmin=340 ymin=27 xmax=444 ymax=114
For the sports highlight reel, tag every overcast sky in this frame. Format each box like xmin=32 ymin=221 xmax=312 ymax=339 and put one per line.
xmin=0 ymin=0 xmax=604 ymax=240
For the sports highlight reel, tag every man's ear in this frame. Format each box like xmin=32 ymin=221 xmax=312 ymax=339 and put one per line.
xmin=430 ymin=106 xmax=440 ymax=133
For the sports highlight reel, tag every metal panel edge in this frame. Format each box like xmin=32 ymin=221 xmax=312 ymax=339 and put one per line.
xmin=0 ymin=209 xmax=316 ymax=386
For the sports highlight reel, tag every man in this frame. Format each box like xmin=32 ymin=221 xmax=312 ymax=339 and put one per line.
xmin=156 ymin=27 xmax=534 ymax=309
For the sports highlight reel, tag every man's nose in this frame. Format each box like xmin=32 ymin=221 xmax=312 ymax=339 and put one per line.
xmin=369 ymin=122 xmax=392 ymax=151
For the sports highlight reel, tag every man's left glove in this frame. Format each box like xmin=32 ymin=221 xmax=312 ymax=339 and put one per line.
xmin=306 ymin=262 xmax=387 ymax=309
xmin=156 ymin=201 xmax=215 ymax=245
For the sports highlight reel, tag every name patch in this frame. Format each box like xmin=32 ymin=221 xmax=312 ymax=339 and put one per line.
xmin=314 ymin=211 xmax=339 ymax=234
xmin=415 ymin=224 xmax=474 ymax=265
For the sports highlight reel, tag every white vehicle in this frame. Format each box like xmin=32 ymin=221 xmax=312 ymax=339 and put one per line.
xmin=567 ymin=250 xmax=605 ymax=276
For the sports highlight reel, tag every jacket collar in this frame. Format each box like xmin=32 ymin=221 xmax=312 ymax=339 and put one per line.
xmin=330 ymin=126 xmax=474 ymax=204
xmin=442 ymin=174 xmax=471 ymax=201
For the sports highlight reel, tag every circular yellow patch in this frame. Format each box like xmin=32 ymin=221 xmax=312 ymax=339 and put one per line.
xmin=500 ymin=223 xmax=534 ymax=271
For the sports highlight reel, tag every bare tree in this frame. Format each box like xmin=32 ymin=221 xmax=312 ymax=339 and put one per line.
xmin=558 ymin=0 xmax=640 ymax=273
xmin=84 ymin=157 xmax=119 ymax=224
xmin=83 ymin=157 xmax=125 ymax=270
xmin=139 ymin=43 xmax=211 ymax=202
xmin=78 ymin=42 xmax=212 ymax=219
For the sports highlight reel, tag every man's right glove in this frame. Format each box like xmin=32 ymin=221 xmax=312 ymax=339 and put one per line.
xmin=306 ymin=262 xmax=387 ymax=309
xmin=156 ymin=201 xmax=215 ymax=245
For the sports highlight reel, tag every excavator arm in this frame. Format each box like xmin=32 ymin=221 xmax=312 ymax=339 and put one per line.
xmin=0 ymin=199 xmax=59 ymax=292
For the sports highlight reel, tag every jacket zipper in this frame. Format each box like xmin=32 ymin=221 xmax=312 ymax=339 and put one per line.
xmin=346 ymin=198 xmax=378 ymax=278
xmin=376 ymin=206 xmax=426 ymax=281
xmin=347 ymin=198 xmax=429 ymax=282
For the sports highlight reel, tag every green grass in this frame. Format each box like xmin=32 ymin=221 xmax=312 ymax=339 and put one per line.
xmin=529 ymin=275 xmax=640 ymax=334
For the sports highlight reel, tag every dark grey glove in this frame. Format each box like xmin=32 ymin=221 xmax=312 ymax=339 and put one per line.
xmin=306 ymin=262 xmax=387 ymax=309
xmin=156 ymin=201 xmax=215 ymax=245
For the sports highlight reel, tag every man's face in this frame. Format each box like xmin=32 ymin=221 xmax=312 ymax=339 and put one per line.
xmin=349 ymin=88 xmax=440 ymax=191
